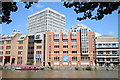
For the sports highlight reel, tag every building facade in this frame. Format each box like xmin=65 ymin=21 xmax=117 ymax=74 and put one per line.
xmin=27 ymin=8 xmax=66 ymax=34
xmin=0 ymin=30 xmax=28 ymax=66
xmin=96 ymin=35 xmax=120 ymax=67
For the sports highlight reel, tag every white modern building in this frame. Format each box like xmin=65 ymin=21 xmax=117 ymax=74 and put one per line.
xmin=96 ymin=35 xmax=119 ymax=67
xmin=27 ymin=8 xmax=66 ymax=34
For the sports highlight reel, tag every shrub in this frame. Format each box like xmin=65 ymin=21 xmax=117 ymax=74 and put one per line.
xmin=27 ymin=61 xmax=34 ymax=65
xmin=86 ymin=66 xmax=92 ymax=71
xmin=75 ymin=67 xmax=79 ymax=70
xmin=47 ymin=67 xmax=53 ymax=70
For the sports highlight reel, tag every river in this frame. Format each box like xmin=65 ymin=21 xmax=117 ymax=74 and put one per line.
xmin=1 ymin=70 xmax=118 ymax=78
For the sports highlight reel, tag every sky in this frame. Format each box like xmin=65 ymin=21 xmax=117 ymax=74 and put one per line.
xmin=1 ymin=2 xmax=118 ymax=37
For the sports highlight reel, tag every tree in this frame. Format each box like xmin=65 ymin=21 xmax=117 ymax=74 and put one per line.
xmin=63 ymin=2 xmax=120 ymax=21
xmin=1 ymin=2 xmax=120 ymax=24
xmin=2 ymin=2 xmax=37 ymax=24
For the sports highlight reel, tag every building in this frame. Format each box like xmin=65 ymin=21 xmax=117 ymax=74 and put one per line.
xmin=33 ymin=24 xmax=96 ymax=66
xmin=0 ymin=30 xmax=28 ymax=66
xmin=27 ymin=8 xmax=66 ymax=34
xmin=96 ymin=35 xmax=120 ymax=67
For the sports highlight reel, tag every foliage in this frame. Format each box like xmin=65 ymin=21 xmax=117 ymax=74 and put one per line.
xmin=75 ymin=67 xmax=79 ymax=70
xmin=27 ymin=61 xmax=34 ymax=65
xmin=86 ymin=66 xmax=92 ymax=71
xmin=47 ymin=67 xmax=53 ymax=70
xmin=64 ymin=2 xmax=120 ymax=21
xmin=2 ymin=2 xmax=120 ymax=24
xmin=2 ymin=2 xmax=37 ymax=24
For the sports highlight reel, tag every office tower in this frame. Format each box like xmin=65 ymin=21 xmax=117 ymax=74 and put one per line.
xmin=27 ymin=8 xmax=66 ymax=34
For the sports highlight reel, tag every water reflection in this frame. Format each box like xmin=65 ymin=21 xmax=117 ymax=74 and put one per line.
xmin=2 ymin=70 xmax=118 ymax=78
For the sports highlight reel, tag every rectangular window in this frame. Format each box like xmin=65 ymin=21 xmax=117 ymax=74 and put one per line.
xmin=98 ymin=51 xmax=103 ymax=54
xmin=54 ymin=40 xmax=59 ymax=43
xmin=98 ymin=44 xmax=102 ymax=47
xmin=54 ymin=51 xmax=59 ymax=53
xmin=18 ymin=41 xmax=23 ymax=44
xmin=6 ymin=46 xmax=11 ymax=49
xmin=54 ymin=57 xmax=59 ymax=61
xmin=0 ymin=46 xmax=3 ymax=50
xmin=17 ymin=57 xmax=22 ymax=64
xmin=106 ymin=51 xmax=110 ymax=54
xmin=37 ymin=46 xmax=42 ymax=49
xmin=36 ymin=41 xmax=42 ymax=43
xmin=36 ymin=51 xmax=41 ymax=54
xmin=54 ymin=45 xmax=59 ymax=48
xmin=0 ymin=41 xmax=4 ymax=44
xmin=81 ymin=57 xmax=90 ymax=61
xmin=6 ymin=51 xmax=10 ymax=54
xmin=72 ymin=51 xmax=77 ymax=53
xmin=72 ymin=45 xmax=77 ymax=48
xmin=54 ymin=34 xmax=59 ymax=38
xmin=18 ymin=46 xmax=23 ymax=49
xmin=63 ymin=45 xmax=68 ymax=48
xmin=6 ymin=41 xmax=11 ymax=44
xmin=63 ymin=51 xmax=68 ymax=53
xmin=112 ymin=51 xmax=117 ymax=54
xmin=0 ymin=51 xmax=3 ymax=55
xmin=71 ymin=34 xmax=77 ymax=38
xmin=71 ymin=40 xmax=77 ymax=43
xmin=18 ymin=51 xmax=22 ymax=55
xmin=36 ymin=58 xmax=41 ymax=64
xmin=72 ymin=57 xmax=77 ymax=61
xmin=63 ymin=40 xmax=68 ymax=43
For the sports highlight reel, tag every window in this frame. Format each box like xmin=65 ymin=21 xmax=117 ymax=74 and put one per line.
xmin=37 ymin=46 xmax=42 ymax=49
xmin=36 ymin=51 xmax=41 ymax=54
xmin=36 ymin=41 xmax=42 ymax=43
xmin=0 ymin=41 xmax=4 ymax=44
xmin=63 ymin=51 xmax=68 ymax=53
xmin=72 ymin=57 xmax=77 ymax=61
xmin=6 ymin=46 xmax=11 ymax=49
xmin=54 ymin=34 xmax=59 ymax=38
xmin=6 ymin=41 xmax=11 ymax=44
xmin=63 ymin=45 xmax=68 ymax=48
xmin=54 ymin=40 xmax=59 ymax=43
xmin=98 ymin=44 xmax=102 ymax=47
xmin=36 ymin=58 xmax=41 ymax=64
xmin=71 ymin=40 xmax=77 ymax=43
xmin=18 ymin=41 xmax=23 ymax=44
xmin=112 ymin=51 xmax=117 ymax=54
xmin=98 ymin=58 xmax=104 ymax=61
xmin=0 ymin=51 xmax=3 ymax=55
xmin=54 ymin=45 xmax=59 ymax=48
xmin=63 ymin=40 xmax=68 ymax=43
xmin=18 ymin=51 xmax=22 ymax=55
xmin=28 ymin=52 xmax=34 ymax=54
xmin=112 ymin=44 xmax=116 ymax=47
xmin=54 ymin=51 xmax=59 ymax=53
xmin=17 ymin=57 xmax=22 ymax=64
xmin=72 ymin=51 xmax=77 ymax=53
xmin=98 ymin=51 xmax=103 ymax=54
xmin=63 ymin=34 xmax=68 ymax=38
xmin=106 ymin=51 xmax=110 ymax=54
xmin=0 ymin=46 xmax=3 ymax=50
xmin=36 ymin=35 xmax=40 ymax=39
xmin=72 ymin=45 xmax=77 ymax=48
xmin=20 ymin=37 xmax=24 ymax=39
xmin=106 ymin=58 xmax=110 ymax=61
xmin=54 ymin=57 xmax=59 ymax=61
xmin=6 ymin=51 xmax=10 ymax=54
xmin=71 ymin=34 xmax=76 ymax=38
xmin=18 ymin=46 xmax=23 ymax=49
xmin=81 ymin=57 xmax=90 ymax=61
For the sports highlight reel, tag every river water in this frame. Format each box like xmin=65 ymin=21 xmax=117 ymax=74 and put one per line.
xmin=1 ymin=70 xmax=118 ymax=78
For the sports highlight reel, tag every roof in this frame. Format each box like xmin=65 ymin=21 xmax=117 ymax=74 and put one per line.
xmin=97 ymin=35 xmax=117 ymax=38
